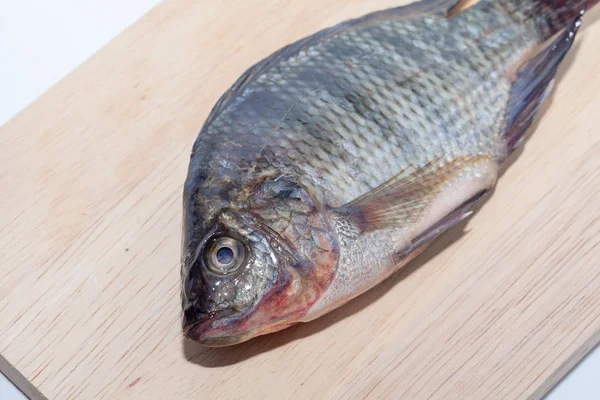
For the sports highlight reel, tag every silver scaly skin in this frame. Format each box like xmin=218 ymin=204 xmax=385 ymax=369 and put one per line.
xmin=181 ymin=0 xmax=598 ymax=346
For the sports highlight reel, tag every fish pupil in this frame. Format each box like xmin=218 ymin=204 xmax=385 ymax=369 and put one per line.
xmin=216 ymin=247 xmax=234 ymax=265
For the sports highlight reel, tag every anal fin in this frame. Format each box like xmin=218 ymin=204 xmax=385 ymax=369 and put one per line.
xmin=504 ymin=17 xmax=582 ymax=152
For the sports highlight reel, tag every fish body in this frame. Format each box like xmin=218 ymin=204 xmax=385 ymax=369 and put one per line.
xmin=182 ymin=0 xmax=598 ymax=346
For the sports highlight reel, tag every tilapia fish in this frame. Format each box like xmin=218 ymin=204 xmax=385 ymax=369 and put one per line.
xmin=182 ymin=0 xmax=597 ymax=346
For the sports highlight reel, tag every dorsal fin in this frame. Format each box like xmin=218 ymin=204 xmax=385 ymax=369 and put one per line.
xmin=202 ymin=0 xmax=462 ymax=128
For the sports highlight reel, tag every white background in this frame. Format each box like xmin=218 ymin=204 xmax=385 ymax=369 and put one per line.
xmin=0 ymin=1 xmax=598 ymax=399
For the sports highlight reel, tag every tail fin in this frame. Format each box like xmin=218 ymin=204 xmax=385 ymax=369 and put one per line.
xmin=498 ymin=0 xmax=599 ymax=39
xmin=503 ymin=16 xmax=582 ymax=153
xmin=539 ymin=0 xmax=599 ymax=35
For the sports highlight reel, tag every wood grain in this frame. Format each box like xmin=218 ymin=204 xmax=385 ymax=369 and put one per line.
xmin=1 ymin=0 xmax=599 ymax=399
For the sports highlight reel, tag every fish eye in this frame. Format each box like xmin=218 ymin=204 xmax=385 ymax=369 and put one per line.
xmin=204 ymin=236 xmax=246 ymax=275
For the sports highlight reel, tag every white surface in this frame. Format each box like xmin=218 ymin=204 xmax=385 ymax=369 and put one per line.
xmin=0 ymin=373 xmax=26 ymax=400
xmin=546 ymin=346 xmax=600 ymax=399
xmin=0 ymin=0 xmax=161 ymax=124
xmin=0 ymin=1 xmax=598 ymax=399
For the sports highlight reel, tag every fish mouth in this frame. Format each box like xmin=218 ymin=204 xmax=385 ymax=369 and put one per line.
xmin=183 ymin=309 xmax=253 ymax=347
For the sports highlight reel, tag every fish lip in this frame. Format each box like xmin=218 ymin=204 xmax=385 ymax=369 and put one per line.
xmin=183 ymin=309 xmax=248 ymax=346
xmin=189 ymin=332 xmax=251 ymax=347
xmin=183 ymin=317 xmax=215 ymax=342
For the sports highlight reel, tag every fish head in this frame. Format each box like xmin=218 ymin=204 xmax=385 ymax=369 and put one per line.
xmin=182 ymin=155 xmax=338 ymax=346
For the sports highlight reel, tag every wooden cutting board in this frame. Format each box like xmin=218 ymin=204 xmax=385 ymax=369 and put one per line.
xmin=1 ymin=1 xmax=599 ymax=399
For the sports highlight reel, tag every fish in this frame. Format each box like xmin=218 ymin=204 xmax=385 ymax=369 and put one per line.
xmin=181 ymin=0 xmax=598 ymax=346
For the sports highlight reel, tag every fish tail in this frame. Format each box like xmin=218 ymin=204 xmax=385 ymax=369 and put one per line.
xmin=538 ymin=0 xmax=599 ymax=35
xmin=502 ymin=16 xmax=582 ymax=153
xmin=491 ymin=0 xmax=597 ymax=154
xmin=495 ymin=0 xmax=599 ymax=39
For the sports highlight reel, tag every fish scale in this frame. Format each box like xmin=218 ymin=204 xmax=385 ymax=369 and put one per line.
xmin=182 ymin=0 xmax=598 ymax=346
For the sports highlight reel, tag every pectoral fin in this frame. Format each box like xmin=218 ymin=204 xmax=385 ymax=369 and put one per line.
xmin=334 ymin=156 xmax=492 ymax=232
